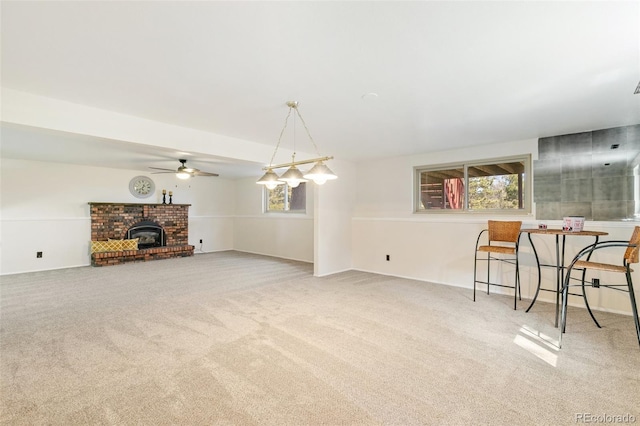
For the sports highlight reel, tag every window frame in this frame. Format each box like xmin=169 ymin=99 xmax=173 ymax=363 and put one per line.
xmin=263 ymin=182 xmax=307 ymax=214
xmin=413 ymin=154 xmax=532 ymax=214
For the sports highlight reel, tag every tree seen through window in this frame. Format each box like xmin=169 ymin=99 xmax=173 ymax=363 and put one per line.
xmin=266 ymin=183 xmax=306 ymax=212
xmin=416 ymin=158 xmax=528 ymax=212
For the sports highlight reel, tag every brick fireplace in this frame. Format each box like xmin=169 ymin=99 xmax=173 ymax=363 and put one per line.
xmin=89 ymin=202 xmax=194 ymax=266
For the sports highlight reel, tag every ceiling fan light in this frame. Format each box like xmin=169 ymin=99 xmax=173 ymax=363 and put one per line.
xmin=176 ymin=171 xmax=191 ymax=180
xmin=256 ymin=168 xmax=284 ymax=188
xmin=303 ymin=161 xmax=338 ymax=185
xmin=278 ymin=165 xmax=308 ymax=188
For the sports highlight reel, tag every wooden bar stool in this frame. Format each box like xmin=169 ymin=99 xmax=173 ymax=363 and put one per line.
xmin=473 ymin=220 xmax=522 ymax=310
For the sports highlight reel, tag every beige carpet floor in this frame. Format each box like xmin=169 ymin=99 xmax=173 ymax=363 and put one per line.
xmin=1 ymin=251 xmax=639 ymax=425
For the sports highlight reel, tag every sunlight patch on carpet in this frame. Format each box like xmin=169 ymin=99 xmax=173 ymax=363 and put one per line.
xmin=513 ymin=325 xmax=559 ymax=367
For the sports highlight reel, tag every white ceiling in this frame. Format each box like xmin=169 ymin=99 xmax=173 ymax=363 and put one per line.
xmin=1 ymin=1 xmax=639 ymax=177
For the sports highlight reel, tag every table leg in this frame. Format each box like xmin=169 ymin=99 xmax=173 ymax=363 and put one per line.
xmin=525 ymin=232 xmax=542 ymax=312
xmin=558 ymin=235 xmax=569 ymax=327
xmin=553 ymin=235 xmax=560 ymax=327
xmin=580 ymin=236 xmax=602 ymax=329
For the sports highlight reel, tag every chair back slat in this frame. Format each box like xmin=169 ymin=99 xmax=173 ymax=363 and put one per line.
xmin=488 ymin=220 xmax=522 ymax=244
xmin=624 ymin=226 xmax=640 ymax=264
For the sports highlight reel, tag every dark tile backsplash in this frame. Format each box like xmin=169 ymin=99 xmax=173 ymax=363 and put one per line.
xmin=559 ymin=202 xmax=592 ymax=219
xmin=592 ymin=201 xmax=635 ymax=221
xmin=561 ymin=154 xmax=592 ymax=180
xmin=534 ymin=124 xmax=640 ymax=221
xmin=561 ymin=179 xmax=592 ymax=203
xmin=535 ymin=202 xmax=561 ymax=219
xmin=592 ymin=127 xmax=628 ymax=153
xmin=534 ymin=177 xmax=561 ymax=202
xmin=539 ymin=132 xmax=592 ymax=160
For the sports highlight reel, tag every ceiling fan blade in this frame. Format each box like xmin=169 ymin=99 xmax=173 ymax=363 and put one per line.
xmin=149 ymin=161 xmax=218 ymax=177
xmin=192 ymin=170 xmax=219 ymax=177
xmin=149 ymin=171 xmax=176 ymax=174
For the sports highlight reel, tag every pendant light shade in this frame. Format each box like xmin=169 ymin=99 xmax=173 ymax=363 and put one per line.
xmin=279 ymin=165 xmax=308 ymax=188
xmin=257 ymin=101 xmax=337 ymax=187
xmin=256 ymin=168 xmax=284 ymax=190
xmin=303 ymin=161 xmax=338 ymax=185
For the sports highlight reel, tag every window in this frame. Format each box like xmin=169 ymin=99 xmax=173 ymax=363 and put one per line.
xmin=415 ymin=155 xmax=531 ymax=213
xmin=265 ymin=183 xmax=307 ymax=213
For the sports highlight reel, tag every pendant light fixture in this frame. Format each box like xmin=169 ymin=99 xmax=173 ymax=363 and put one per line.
xmin=257 ymin=101 xmax=337 ymax=188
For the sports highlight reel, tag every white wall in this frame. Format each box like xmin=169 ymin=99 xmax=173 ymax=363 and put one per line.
xmin=314 ymin=159 xmax=356 ymax=276
xmin=167 ymin=169 xmax=236 ymax=254
xmin=233 ymin=177 xmax=314 ymax=263
xmin=352 ymin=138 xmax=640 ymax=315
xmin=0 ymin=158 xmax=235 ymax=274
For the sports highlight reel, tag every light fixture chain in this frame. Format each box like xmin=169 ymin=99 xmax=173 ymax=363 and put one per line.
xmin=292 ymin=105 xmax=296 ymax=161
xmin=258 ymin=100 xmax=336 ymax=186
xmin=268 ymin=106 xmax=293 ymax=166
xmin=294 ymin=107 xmax=322 ymax=157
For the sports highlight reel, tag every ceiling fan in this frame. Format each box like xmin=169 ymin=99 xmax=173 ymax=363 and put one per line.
xmin=150 ymin=159 xmax=219 ymax=179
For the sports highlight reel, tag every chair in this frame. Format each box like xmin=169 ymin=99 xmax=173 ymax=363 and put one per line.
xmin=473 ymin=220 xmax=522 ymax=309
xmin=559 ymin=226 xmax=640 ymax=348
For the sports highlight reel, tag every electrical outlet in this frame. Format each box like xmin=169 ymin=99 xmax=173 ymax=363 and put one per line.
xmin=36 ymin=251 xmax=43 ymax=258
xmin=386 ymin=254 xmax=390 ymax=261
xmin=199 ymin=239 xmax=203 ymax=244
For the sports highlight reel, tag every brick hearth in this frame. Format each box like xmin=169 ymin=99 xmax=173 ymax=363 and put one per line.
xmin=89 ymin=202 xmax=194 ymax=266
